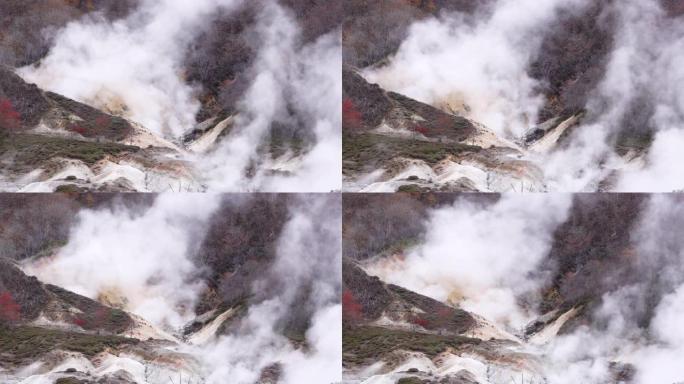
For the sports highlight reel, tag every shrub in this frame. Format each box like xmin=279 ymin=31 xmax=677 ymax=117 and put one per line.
xmin=411 ymin=124 xmax=429 ymax=136
xmin=343 ymin=289 xmax=363 ymax=322
xmin=0 ymin=98 xmax=21 ymax=130
xmin=343 ymin=98 xmax=362 ymax=130
xmin=0 ymin=292 xmax=21 ymax=323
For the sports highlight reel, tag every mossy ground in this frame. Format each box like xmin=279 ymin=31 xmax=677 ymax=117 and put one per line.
xmin=343 ymin=132 xmax=480 ymax=174
xmin=0 ymin=133 xmax=139 ymax=170
xmin=343 ymin=326 xmax=480 ymax=365
xmin=0 ymin=325 xmax=138 ymax=365
xmin=396 ymin=184 xmax=432 ymax=193
xmin=397 ymin=378 xmax=426 ymax=384
xmin=55 ymin=378 xmax=87 ymax=384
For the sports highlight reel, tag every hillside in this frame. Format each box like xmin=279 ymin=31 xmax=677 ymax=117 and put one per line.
xmin=0 ymin=193 xmax=342 ymax=384
xmin=342 ymin=193 xmax=683 ymax=383
xmin=0 ymin=0 xmax=341 ymax=192
xmin=342 ymin=0 xmax=684 ymax=192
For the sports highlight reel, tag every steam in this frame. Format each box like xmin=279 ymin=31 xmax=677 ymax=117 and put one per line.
xmin=26 ymin=194 xmax=221 ymax=329
xmin=363 ymin=0 xmax=588 ymax=138
xmin=19 ymin=0 xmax=242 ymax=137
xmin=611 ymin=1 xmax=684 ymax=191
xmin=13 ymin=0 xmax=341 ymax=192
xmin=359 ymin=0 xmax=684 ymax=192
xmin=21 ymin=193 xmax=342 ymax=383
xmin=366 ymin=194 xmax=571 ymax=327
xmin=542 ymin=0 xmax=670 ymax=191
xmin=540 ymin=194 xmax=684 ymax=384
xmin=519 ymin=0 xmax=684 ymax=192
xmin=202 ymin=1 xmax=342 ymax=192
xmin=196 ymin=195 xmax=342 ymax=384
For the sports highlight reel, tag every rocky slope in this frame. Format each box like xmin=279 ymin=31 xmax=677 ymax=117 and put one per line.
xmin=0 ymin=66 xmax=201 ymax=192
xmin=342 ymin=193 xmax=674 ymax=384
xmin=1 ymin=0 xmax=341 ymax=192
xmin=342 ymin=0 xmax=684 ymax=192
xmin=343 ymin=67 xmax=544 ymax=192
xmin=0 ymin=193 xmax=340 ymax=384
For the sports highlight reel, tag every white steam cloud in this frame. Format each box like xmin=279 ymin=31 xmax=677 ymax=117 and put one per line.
xmin=196 ymin=195 xmax=342 ymax=384
xmin=542 ymin=0 xmax=673 ymax=192
xmin=538 ymin=194 xmax=684 ymax=384
xmin=363 ymin=194 xmax=684 ymax=383
xmin=362 ymin=0 xmax=684 ymax=192
xmin=202 ymin=1 xmax=342 ymax=192
xmin=363 ymin=0 xmax=588 ymax=138
xmin=26 ymin=194 xmax=221 ymax=329
xmin=611 ymin=1 xmax=684 ymax=192
xmin=18 ymin=0 xmax=341 ymax=192
xmin=19 ymin=0 xmax=241 ymax=137
xmin=23 ymin=193 xmax=342 ymax=383
xmin=367 ymin=194 xmax=571 ymax=328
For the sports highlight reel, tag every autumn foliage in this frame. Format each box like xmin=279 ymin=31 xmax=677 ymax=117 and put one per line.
xmin=342 ymin=289 xmax=363 ymax=322
xmin=411 ymin=316 xmax=429 ymax=328
xmin=343 ymin=98 xmax=362 ymax=130
xmin=0 ymin=98 xmax=21 ymax=130
xmin=68 ymin=123 xmax=88 ymax=136
xmin=72 ymin=316 xmax=87 ymax=328
xmin=71 ymin=307 xmax=114 ymax=329
xmin=0 ymin=292 xmax=21 ymax=323
xmin=411 ymin=124 xmax=429 ymax=136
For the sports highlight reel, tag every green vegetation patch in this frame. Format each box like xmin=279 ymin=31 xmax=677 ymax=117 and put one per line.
xmin=0 ymin=133 xmax=139 ymax=169
xmin=397 ymin=378 xmax=426 ymax=384
xmin=343 ymin=326 xmax=480 ymax=365
xmin=343 ymin=132 xmax=480 ymax=173
xmin=55 ymin=378 xmax=87 ymax=384
xmin=396 ymin=184 xmax=431 ymax=193
xmin=0 ymin=325 xmax=138 ymax=364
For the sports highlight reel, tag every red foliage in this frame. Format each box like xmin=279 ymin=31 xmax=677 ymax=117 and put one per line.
xmin=0 ymin=292 xmax=21 ymax=322
xmin=411 ymin=316 xmax=429 ymax=328
xmin=0 ymin=98 xmax=21 ymax=130
xmin=72 ymin=317 xmax=87 ymax=328
xmin=342 ymin=289 xmax=363 ymax=322
xmin=412 ymin=124 xmax=429 ymax=136
xmin=69 ymin=123 xmax=88 ymax=136
xmin=343 ymin=98 xmax=362 ymax=130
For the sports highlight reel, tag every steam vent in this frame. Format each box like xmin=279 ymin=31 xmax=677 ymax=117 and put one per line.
xmin=0 ymin=1 xmax=682 ymax=383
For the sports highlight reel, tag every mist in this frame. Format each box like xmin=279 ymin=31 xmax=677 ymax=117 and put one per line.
xmin=19 ymin=0 xmax=242 ymax=138
xmin=14 ymin=0 xmax=341 ymax=192
xmin=357 ymin=0 xmax=684 ymax=192
xmin=202 ymin=1 xmax=342 ymax=192
xmin=194 ymin=195 xmax=342 ymax=384
xmin=363 ymin=0 xmax=589 ymax=138
xmin=366 ymin=194 xmax=571 ymax=328
xmin=16 ymin=193 xmax=341 ymax=383
xmin=539 ymin=194 xmax=684 ymax=383
xmin=25 ymin=194 xmax=221 ymax=329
